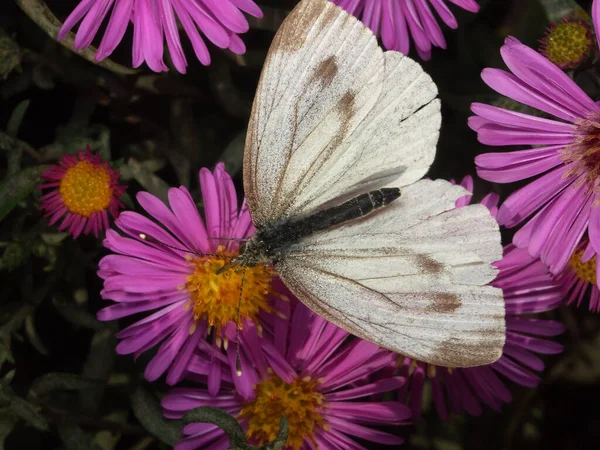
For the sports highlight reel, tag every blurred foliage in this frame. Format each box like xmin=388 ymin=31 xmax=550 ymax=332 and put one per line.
xmin=0 ymin=0 xmax=599 ymax=449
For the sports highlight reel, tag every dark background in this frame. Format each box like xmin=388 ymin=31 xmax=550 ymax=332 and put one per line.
xmin=1 ymin=0 xmax=599 ymax=449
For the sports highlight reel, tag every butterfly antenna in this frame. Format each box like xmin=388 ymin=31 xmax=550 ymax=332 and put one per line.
xmin=235 ymin=266 xmax=247 ymax=377
xmin=208 ymin=237 xmax=250 ymax=242
xmin=139 ymin=233 xmax=234 ymax=259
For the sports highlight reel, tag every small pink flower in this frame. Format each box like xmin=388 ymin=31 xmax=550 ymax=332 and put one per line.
xmin=332 ymin=0 xmax=480 ymax=60
xmin=398 ymin=177 xmax=564 ymax=419
xmin=57 ymin=0 xmax=263 ymax=73
xmin=39 ymin=147 xmax=125 ymax=238
xmin=472 ymin=2 xmax=600 ymax=275
xmin=163 ymin=301 xmax=410 ymax=450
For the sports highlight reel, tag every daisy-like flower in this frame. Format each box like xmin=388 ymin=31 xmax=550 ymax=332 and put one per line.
xmin=163 ymin=301 xmax=410 ymax=450
xmin=57 ymin=0 xmax=263 ymax=73
xmin=397 ymin=177 xmax=564 ymax=419
xmin=98 ymin=163 xmax=284 ymax=385
xmin=471 ymin=2 xmax=600 ymax=275
xmin=332 ymin=0 xmax=480 ymax=60
xmin=555 ymin=239 xmax=600 ymax=312
xmin=39 ymin=147 xmax=126 ymax=238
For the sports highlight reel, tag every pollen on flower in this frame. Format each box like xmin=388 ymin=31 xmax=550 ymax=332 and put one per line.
xmin=184 ymin=246 xmax=274 ymax=336
xmin=569 ymin=250 xmax=596 ymax=284
xmin=561 ymin=113 xmax=600 ymax=192
xmin=239 ymin=373 xmax=326 ymax=450
xmin=539 ymin=19 xmax=593 ymax=69
xmin=59 ymin=160 xmax=113 ymax=217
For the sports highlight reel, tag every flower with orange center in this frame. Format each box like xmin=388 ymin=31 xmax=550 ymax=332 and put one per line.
xmin=40 ymin=147 xmax=125 ymax=238
xmin=539 ymin=18 xmax=594 ymax=69
xmin=556 ymin=241 xmax=600 ymax=312
xmin=163 ymin=301 xmax=410 ymax=450
xmin=98 ymin=164 xmax=284 ymax=387
xmin=240 ymin=372 xmax=326 ymax=449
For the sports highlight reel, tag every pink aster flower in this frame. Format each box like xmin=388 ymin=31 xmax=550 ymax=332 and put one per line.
xmin=471 ymin=4 xmax=600 ymax=275
xmin=397 ymin=177 xmax=564 ymax=419
xmin=163 ymin=301 xmax=410 ymax=450
xmin=97 ymin=163 xmax=284 ymax=385
xmin=39 ymin=147 xmax=126 ymax=238
xmin=332 ymin=0 xmax=480 ymax=60
xmin=57 ymin=0 xmax=263 ymax=73
xmin=555 ymin=238 xmax=600 ymax=312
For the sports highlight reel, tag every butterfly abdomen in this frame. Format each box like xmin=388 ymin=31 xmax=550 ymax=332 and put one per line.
xmin=254 ymin=188 xmax=401 ymax=260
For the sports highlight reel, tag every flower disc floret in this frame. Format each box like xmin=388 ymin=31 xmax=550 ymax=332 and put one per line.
xmin=540 ymin=19 xmax=593 ymax=69
xmin=184 ymin=249 xmax=274 ymax=336
xmin=239 ymin=373 xmax=326 ymax=450
xmin=59 ymin=161 xmax=113 ymax=216
xmin=568 ymin=249 xmax=597 ymax=284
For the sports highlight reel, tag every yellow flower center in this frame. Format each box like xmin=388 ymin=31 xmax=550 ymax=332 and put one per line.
xmin=239 ymin=373 xmax=327 ymax=450
xmin=542 ymin=20 xmax=593 ymax=69
xmin=184 ymin=248 xmax=274 ymax=336
xmin=59 ymin=161 xmax=113 ymax=217
xmin=569 ymin=250 xmax=596 ymax=284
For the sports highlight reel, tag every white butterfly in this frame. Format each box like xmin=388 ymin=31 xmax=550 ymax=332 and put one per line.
xmin=230 ymin=0 xmax=505 ymax=368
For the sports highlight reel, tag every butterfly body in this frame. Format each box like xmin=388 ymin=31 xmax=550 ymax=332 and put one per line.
xmin=233 ymin=188 xmax=402 ymax=270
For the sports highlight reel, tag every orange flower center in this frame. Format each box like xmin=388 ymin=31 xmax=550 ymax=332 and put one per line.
xmin=59 ymin=161 xmax=113 ymax=217
xmin=183 ymin=247 xmax=274 ymax=337
xmin=569 ymin=250 xmax=596 ymax=284
xmin=239 ymin=372 xmax=327 ymax=450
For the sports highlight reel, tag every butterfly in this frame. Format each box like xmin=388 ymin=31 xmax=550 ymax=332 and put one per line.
xmin=225 ymin=0 xmax=505 ymax=368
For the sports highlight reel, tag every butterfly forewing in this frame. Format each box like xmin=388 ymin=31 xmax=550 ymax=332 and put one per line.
xmin=243 ymin=0 xmax=384 ymax=227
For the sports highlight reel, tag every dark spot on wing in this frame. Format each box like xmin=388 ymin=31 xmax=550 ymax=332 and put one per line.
xmin=313 ymin=55 xmax=339 ymax=87
xmin=416 ymin=254 xmax=443 ymax=274
xmin=427 ymin=293 xmax=461 ymax=314
xmin=276 ymin=0 xmax=340 ymax=53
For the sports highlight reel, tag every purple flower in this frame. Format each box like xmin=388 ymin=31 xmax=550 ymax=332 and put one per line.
xmin=471 ymin=5 xmax=600 ymax=275
xmin=398 ymin=177 xmax=564 ymax=419
xmin=162 ymin=301 xmax=410 ymax=450
xmin=555 ymin=238 xmax=600 ymax=312
xmin=57 ymin=0 xmax=263 ymax=73
xmin=97 ymin=163 xmax=284 ymax=385
xmin=39 ymin=147 xmax=126 ymax=238
xmin=331 ymin=0 xmax=480 ymax=60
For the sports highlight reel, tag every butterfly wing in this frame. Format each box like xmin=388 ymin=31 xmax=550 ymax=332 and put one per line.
xmin=244 ymin=0 xmax=439 ymax=227
xmin=275 ymin=179 xmax=505 ymax=367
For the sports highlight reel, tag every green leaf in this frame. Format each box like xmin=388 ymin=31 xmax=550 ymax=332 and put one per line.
xmin=51 ymin=296 xmax=106 ymax=331
xmin=0 ymin=383 xmax=49 ymax=431
xmin=0 ymin=408 xmax=19 ymax=450
xmin=58 ymin=423 xmax=102 ymax=450
xmin=40 ymin=232 xmax=69 ymax=246
xmin=130 ymin=387 xmax=181 ymax=446
xmin=258 ymin=416 xmax=288 ymax=450
xmin=14 ymin=0 xmax=137 ymax=75
xmin=0 ymin=29 xmax=21 ymax=81
xmin=127 ymin=158 xmax=170 ymax=204
xmin=0 ymin=166 xmax=43 ymax=222
xmin=182 ymin=407 xmax=247 ymax=448
xmin=539 ymin=0 xmax=585 ymax=22
xmin=24 ymin=315 xmax=49 ymax=356
xmin=29 ymin=373 xmax=102 ymax=401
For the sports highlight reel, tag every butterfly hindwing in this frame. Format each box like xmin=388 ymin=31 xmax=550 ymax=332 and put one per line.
xmin=275 ymin=180 xmax=505 ymax=367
